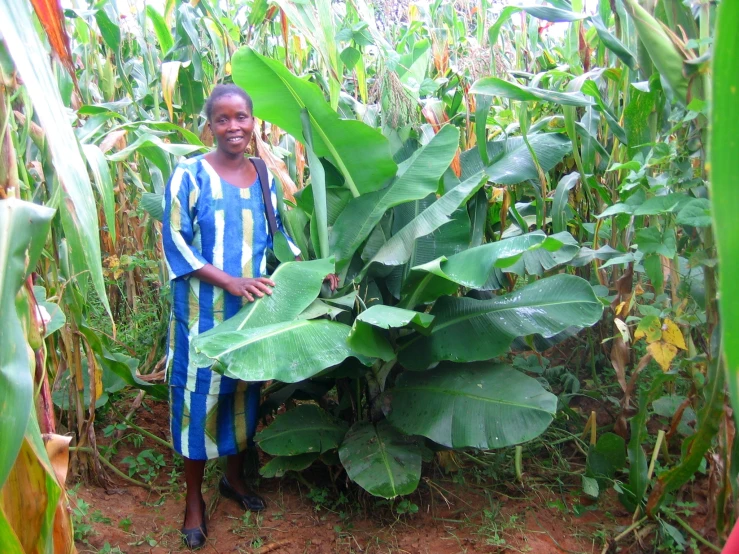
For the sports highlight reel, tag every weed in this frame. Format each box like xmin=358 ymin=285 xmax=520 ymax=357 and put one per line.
xmin=91 ymin=509 xmax=112 ymax=525
xmin=127 ymin=433 xmax=145 ymax=448
xmin=394 ymin=499 xmax=419 ymax=516
xmin=118 ymin=517 xmax=132 ymax=532
xmin=121 ymin=449 xmax=166 ymax=482
xmin=72 ymin=500 xmax=93 ymax=542
xmin=97 ymin=543 xmax=124 ymax=554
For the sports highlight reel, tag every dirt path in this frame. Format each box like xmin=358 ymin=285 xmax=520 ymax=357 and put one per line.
xmin=74 ymin=476 xmax=629 ymax=554
xmin=67 ymin=399 xmax=668 ymax=553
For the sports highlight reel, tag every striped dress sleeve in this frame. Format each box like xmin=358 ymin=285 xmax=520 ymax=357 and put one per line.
xmin=163 ymin=165 xmax=208 ymax=280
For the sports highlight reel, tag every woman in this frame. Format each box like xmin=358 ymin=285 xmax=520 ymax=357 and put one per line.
xmin=163 ymin=84 xmax=303 ymax=549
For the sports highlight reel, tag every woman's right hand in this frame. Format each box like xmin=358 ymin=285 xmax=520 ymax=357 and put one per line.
xmin=225 ymin=276 xmax=275 ymax=302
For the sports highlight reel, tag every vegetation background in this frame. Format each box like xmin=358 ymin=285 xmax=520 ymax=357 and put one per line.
xmin=0 ymin=0 xmax=738 ymax=551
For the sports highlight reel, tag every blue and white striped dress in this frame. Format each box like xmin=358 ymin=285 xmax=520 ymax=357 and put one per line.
xmin=163 ymin=155 xmax=300 ymax=460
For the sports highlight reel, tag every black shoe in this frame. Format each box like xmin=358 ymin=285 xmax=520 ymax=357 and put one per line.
xmin=219 ymin=476 xmax=266 ymax=512
xmin=181 ymin=500 xmax=208 ymax=550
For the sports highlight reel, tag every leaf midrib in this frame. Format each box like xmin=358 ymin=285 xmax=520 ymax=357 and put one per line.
xmin=394 ymin=385 xmax=554 ymax=413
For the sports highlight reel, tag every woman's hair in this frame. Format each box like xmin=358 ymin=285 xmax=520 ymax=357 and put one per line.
xmin=205 ymin=84 xmax=253 ymax=120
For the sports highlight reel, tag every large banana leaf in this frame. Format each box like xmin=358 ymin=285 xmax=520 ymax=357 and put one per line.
xmin=347 ymin=305 xmax=435 ymax=361
xmin=712 ymin=0 xmax=739 ymax=418
xmin=504 ymin=232 xmax=581 ymax=276
xmin=338 ymin=420 xmax=422 ymax=499
xmin=0 ymin=0 xmax=111 ymax=316
xmin=398 ymin=274 xmax=603 ymax=369
xmin=255 ymin=405 xmax=348 ymax=456
xmin=398 ymin=232 xmax=568 ymax=307
xmin=460 ymin=134 xmax=572 ymax=185
xmin=365 ymin=171 xmax=487 ymax=269
xmin=330 ymin=125 xmax=459 ymax=263
xmin=232 ymin=47 xmax=396 ymax=197
xmin=196 ymin=320 xmax=356 ymax=383
xmin=0 ymin=199 xmax=54 ymax=489
xmin=190 ymin=260 xmax=359 ymax=382
xmin=386 ymin=362 xmax=557 ymax=449
xmin=193 ymin=258 xmax=334 ymax=340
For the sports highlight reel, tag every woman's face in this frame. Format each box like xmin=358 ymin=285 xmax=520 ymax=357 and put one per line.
xmin=209 ymin=94 xmax=254 ymax=156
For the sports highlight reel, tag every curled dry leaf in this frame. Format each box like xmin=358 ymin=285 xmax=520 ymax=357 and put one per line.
xmin=254 ymin=127 xmax=297 ymax=203
xmin=610 ymin=336 xmax=629 ymax=395
xmin=99 ymin=130 xmax=128 ymax=154
xmin=43 ymin=433 xmax=72 ymax=485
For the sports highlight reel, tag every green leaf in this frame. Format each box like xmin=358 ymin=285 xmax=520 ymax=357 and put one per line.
xmin=82 ymin=144 xmax=116 ymax=242
xmin=339 ymin=420 xmax=422 ymax=499
xmin=624 ymin=82 xmax=658 ymax=159
xmin=232 ymin=47 xmax=396 ymax=197
xmin=582 ymin=475 xmax=600 ymax=499
xmin=399 ymin=274 xmax=603 ymax=369
xmin=191 ymin=260 xmax=365 ymax=382
xmin=107 ymin=133 xmax=204 ymax=171
xmin=587 ymin=432 xmax=626 ymax=481
xmin=399 ymin=232 xmax=572 ymax=306
xmin=634 ymin=227 xmax=677 ymax=258
xmin=141 ymin=192 xmax=164 ymax=222
xmin=676 ymin=198 xmax=711 ymax=227
xmin=504 ymin=231 xmax=580 ymax=277
xmin=193 ymin=259 xmax=334 ymax=338
xmin=197 ymin=320 xmax=356 ymax=383
xmin=301 ymin=109 xmax=329 ymax=258
xmin=94 ymin=4 xmax=121 ymax=53
xmin=260 ymin=453 xmax=320 ymax=478
xmin=347 ymin=306 xmax=435 ymax=361
xmin=590 ymin=15 xmax=636 ymax=70
xmin=0 ymin=0 xmax=112 ymax=318
xmin=712 ymin=0 xmax=739 ymax=418
xmin=330 ymin=125 xmax=459 ymax=263
xmin=366 ymin=171 xmax=487 ymax=269
xmin=0 ymin=199 xmax=55 ymax=489
xmin=471 ymin=77 xmax=594 ymax=107
xmin=387 ymin=362 xmax=557 ymax=448
xmin=146 ymin=5 xmax=173 ymax=54
xmin=633 ymin=193 xmax=691 ymax=216
xmin=255 ymin=405 xmax=348 ymax=456
xmin=355 ymin=305 xmax=435 ymax=331
xmin=340 ymin=46 xmax=361 ymax=69
xmin=32 ymin=286 xmax=65 ymax=337
xmin=552 ymin=172 xmax=578 ymax=233
xmin=621 ymin=0 xmax=688 ymax=104
xmin=486 ymin=134 xmax=573 ymax=185
xmin=488 ymin=5 xmax=586 ymax=45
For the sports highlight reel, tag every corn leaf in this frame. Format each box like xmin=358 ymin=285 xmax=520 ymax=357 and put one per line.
xmin=712 ymin=0 xmax=739 ymax=417
xmin=0 ymin=0 xmax=112 ymax=317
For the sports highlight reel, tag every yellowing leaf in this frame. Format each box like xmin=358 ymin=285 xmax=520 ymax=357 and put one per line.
xmin=661 ymin=319 xmax=686 ymax=350
xmin=648 ymin=341 xmax=678 ymax=372
xmin=614 ymin=318 xmax=630 ymax=343
xmin=161 ymin=61 xmax=181 ymax=122
xmin=635 ymin=315 xmax=662 ymax=343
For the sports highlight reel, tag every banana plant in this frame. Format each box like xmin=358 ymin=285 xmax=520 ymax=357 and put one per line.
xmin=188 ymin=52 xmax=605 ymax=499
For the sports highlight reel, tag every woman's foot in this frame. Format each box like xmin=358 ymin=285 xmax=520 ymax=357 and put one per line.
xmin=181 ymin=498 xmax=208 ymax=549
xmin=219 ymin=476 xmax=266 ymax=511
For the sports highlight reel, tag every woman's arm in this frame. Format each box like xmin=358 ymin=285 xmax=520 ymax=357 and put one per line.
xmin=192 ymin=264 xmax=274 ymax=302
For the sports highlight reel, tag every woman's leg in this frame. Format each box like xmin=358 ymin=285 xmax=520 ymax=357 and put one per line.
xmin=183 ymin=457 xmax=206 ymax=528
xmin=223 ymin=382 xmax=261 ymax=494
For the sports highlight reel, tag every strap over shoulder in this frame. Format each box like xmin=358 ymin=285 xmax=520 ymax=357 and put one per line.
xmin=249 ymin=157 xmax=277 ymax=238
